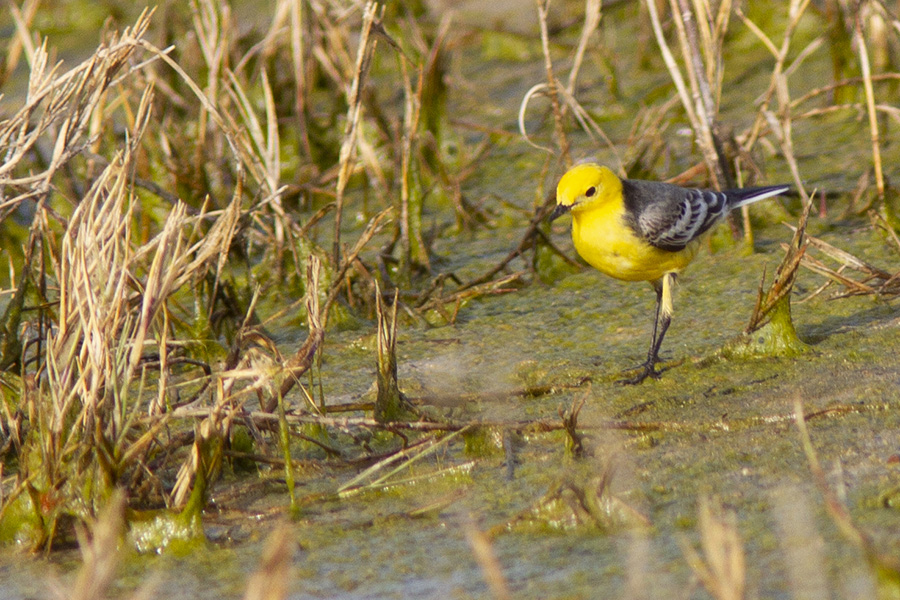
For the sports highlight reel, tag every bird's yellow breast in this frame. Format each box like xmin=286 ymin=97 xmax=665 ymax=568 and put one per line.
xmin=571 ymin=200 xmax=698 ymax=282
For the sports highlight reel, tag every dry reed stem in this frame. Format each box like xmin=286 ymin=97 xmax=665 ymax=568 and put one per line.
xmin=190 ymin=0 xmax=230 ymax=175
xmin=855 ymin=11 xmax=885 ymax=201
xmin=224 ymin=65 xmax=294 ymax=267
xmin=782 ymin=70 xmax=900 ymax=109
xmin=643 ymin=0 xmax=701 ymax=156
xmin=398 ymin=53 xmax=429 ymax=273
xmin=288 ymin=0 xmax=314 ymax=162
xmin=333 ymin=1 xmax=379 ymax=266
xmin=536 ymin=0 xmax=571 ymax=166
xmin=761 ymin=77 xmax=807 ymax=201
xmin=322 ymin=206 xmax=392 ymax=327
xmin=2 ymin=0 xmax=40 ymax=87
xmin=667 ymin=0 xmax=728 ymax=187
xmin=556 ymin=85 xmax=623 ymax=174
xmin=790 ymin=101 xmax=900 ymax=124
xmin=564 ymin=0 xmax=603 ymax=104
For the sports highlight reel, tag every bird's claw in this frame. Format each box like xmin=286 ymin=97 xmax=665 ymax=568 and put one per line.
xmin=616 ymin=362 xmax=661 ymax=385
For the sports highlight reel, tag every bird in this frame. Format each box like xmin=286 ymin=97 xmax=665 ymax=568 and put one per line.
xmin=550 ymin=163 xmax=789 ymax=384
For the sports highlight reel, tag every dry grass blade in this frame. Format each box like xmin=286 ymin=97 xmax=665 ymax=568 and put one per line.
xmin=855 ymin=11 xmax=885 ymax=201
xmin=4 ymin=9 xmax=275 ymax=526
xmin=46 ymin=147 xmax=145 ymax=480
xmin=277 ymin=255 xmax=325 ymax=401
xmin=224 ymin=66 xmax=293 ymax=257
xmin=519 ymin=0 xmax=619 ymax=166
xmin=786 ymin=213 xmax=900 ymax=298
xmin=680 ymin=497 xmax=745 ymax=600
xmin=520 ymin=0 xmax=618 ymax=166
xmin=770 ymin=486 xmax=829 ymax=600
xmin=465 ymin=517 xmax=512 ymax=600
xmin=288 ymin=0 xmax=313 ymax=161
xmin=322 ymin=206 xmax=393 ymax=326
xmin=565 ymin=0 xmax=602 ymax=97
xmin=787 ymin=223 xmax=891 ymax=277
xmin=336 ymin=426 xmax=470 ymax=497
xmin=218 ymin=256 xmax=323 ymax=415
xmin=0 ymin=10 xmax=153 ymax=221
xmin=59 ymin=491 xmax=156 ymax=600
xmin=518 ymin=83 xmax=555 ymax=154
xmin=170 ymin=408 xmax=231 ymax=510
xmin=559 ymin=392 xmax=587 ymax=458
xmin=242 ymin=525 xmax=295 ymax=600
xmin=61 ymin=491 xmax=125 ymax=600
xmin=795 ymin=253 xmax=877 ymax=296
xmin=556 ymin=85 xmax=623 ymax=173
xmin=0 ymin=9 xmax=257 ymax=552
xmin=2 ymin=0 xmax=40 ymax=87
xmin=190 ymin=0 xmax=230 ymax=169
xmin=137 ymin=38 xmax=265 ymax=184
xmin=333 ymin=1 xmax=380 ymax=266
xmin=793 ymin=398 xmax=900 ymax=592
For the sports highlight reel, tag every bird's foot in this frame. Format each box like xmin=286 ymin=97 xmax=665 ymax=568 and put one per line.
xmin=616 ymin=361 xmax=661 ymax=385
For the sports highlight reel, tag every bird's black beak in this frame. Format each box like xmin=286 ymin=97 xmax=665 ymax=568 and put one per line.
xmin=548 ymin=203 xmax=571 ymax=222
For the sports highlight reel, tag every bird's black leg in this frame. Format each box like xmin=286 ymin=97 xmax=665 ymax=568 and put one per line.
xmin=619 ymin=275 xmax=673 ymax=385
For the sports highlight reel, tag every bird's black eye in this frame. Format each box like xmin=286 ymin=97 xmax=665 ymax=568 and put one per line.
xmin=585 ymin=186 xmax=596 ymax=197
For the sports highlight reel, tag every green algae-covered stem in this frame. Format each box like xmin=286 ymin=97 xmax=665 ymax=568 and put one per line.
xmin=276 ymin=390 xmax=299 ymax=517
xmin=177 ymin=420 xmax=223 ymax=536
xmin=374 ymin=283 xmax=406 ymax=423
xmin=728 ymin=195 xmax=812 ymax=358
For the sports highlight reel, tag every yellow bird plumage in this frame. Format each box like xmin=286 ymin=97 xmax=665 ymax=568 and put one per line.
xmin=551 ymin=163 xmax=789 ymax=384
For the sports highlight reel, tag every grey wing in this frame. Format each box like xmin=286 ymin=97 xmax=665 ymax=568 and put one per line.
xmin=638 ymin=188 xmax=728 ymax=251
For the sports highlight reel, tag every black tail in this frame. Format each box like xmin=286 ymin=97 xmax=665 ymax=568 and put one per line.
xmin=727 ymin=185 xmax=790 ymax=209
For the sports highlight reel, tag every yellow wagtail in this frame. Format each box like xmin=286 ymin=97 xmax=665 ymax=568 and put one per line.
xmin=550 ymin=163 xmax=789 ymax=384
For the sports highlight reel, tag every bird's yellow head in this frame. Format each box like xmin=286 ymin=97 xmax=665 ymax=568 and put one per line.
xmin=550 ymin=163 xmax=621 ymax=221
